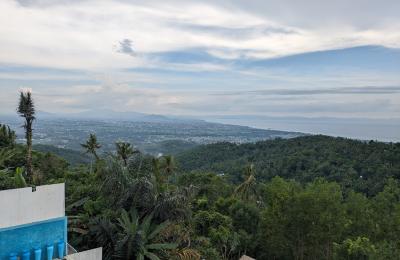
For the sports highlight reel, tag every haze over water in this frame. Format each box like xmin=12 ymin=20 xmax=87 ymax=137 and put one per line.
xmin=206 ymin=116 xmax=400 ymax=142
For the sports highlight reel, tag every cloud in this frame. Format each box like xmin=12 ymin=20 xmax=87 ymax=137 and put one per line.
xmin=209 ymin=0 xmax=400 ymax=29
xmin=117 ymin=39 xmax=135 ymax=56
xmin=1 ymin=0 xmax=400 ymax=121
xmin=1 ymin=0 xmax=400 ymax=70
xmin=176 ymin=23 xmax=298 ymax=40
xmin=2 ymin=76 xmax=400 ymax=119
xmin=212 ymin=86 xmax=400 ymax=96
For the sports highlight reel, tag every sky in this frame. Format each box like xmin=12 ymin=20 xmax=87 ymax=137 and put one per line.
xmin=0 ymin=0 xmax=400 ymax=139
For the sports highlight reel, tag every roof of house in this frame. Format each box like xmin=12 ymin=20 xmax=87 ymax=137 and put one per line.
xmin=239 ymin=255 xmax=255 ymax=260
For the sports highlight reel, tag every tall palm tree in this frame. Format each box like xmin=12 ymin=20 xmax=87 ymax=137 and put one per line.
xmin=152 ymin=157 xmax=164 ymax=192
xmin=116 ymin=141 xmax=138 ymax=166
xmin=162 ymin=155 xmax=175 ymax=177
xmin=159 ymin=155 xmax=176 ymax=190
xmin=17 ymin=90 xmax=35 ymax=179
xmin=81 ymin=133 xmax=101 ymax=173
xmin=116 ymin=209 xmax=177 ymax=260
xmin=234 ymin=163 xmax=258 ymax=201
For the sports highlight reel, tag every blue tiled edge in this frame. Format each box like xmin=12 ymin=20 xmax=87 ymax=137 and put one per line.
xmin=0 ymin=217 xmax=67 ymax=260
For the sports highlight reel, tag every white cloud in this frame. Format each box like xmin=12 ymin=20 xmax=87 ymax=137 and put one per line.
xmin=1 ymin=0 xmax=400 ymax=70
xmin=1 ymin=0 xmax=400 ymax=121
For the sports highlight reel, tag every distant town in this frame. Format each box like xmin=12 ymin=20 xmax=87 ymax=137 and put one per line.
xmin=1 ymin=116 xmax=303 ymax=156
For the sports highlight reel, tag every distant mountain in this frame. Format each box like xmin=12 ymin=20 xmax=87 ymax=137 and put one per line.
xmin=36 ymin=109 xmax=155 ymax=120
xmin=33 ymin=109 xmax=201 ymax=123
xmin=36 ymin=111 xmax=57 ymax=118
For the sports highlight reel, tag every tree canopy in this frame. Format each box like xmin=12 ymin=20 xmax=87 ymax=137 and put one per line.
xmin=1 ymin=120 xmax=400 ymax=259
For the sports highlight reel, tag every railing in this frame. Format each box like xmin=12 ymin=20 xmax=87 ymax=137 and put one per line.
xmin=67 ymin=243 xmax=78 ymax=255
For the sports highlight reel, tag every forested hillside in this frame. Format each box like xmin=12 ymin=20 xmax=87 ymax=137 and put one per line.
xmin=33 ymin=144 xmax=91 ymax=165
xmin=177 ymin=135 xmax=400 ymax=196
xmin=2 ymin=117 xmax=400 ymax=259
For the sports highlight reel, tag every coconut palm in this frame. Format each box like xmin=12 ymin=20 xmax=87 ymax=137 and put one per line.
xmin=234 ymin=163 xmax=258 ymax=201
xmin=81 ymin=133 xmax=101 ymax=173
xmin=116 ymin=141 xmax=138 ymax=166
xmin=82 ymin=133 xmax=101 ymax=160
xmin=17 ymin=90 xmax=35 ymax=179
xmin=116 ymin=209 xmax=177 ymax=260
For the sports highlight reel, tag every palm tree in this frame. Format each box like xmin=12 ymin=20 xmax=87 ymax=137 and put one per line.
xmin=0 ymin=148 xmax=14 ymax=169
xmin=17 ymin=90 xmax=35 ymax=179
xmin=116 ymin=209 xmax=177 ymax=260
xmin=89 ymin=217 xmax=118 ymax=260
xmin=81 ymin=133 xmax=101 ymax=173
xmin=116 ymin=141 xmax=138 ymax=166
xmin=161 ymin=155 xmax=175 ymax=177
xmin=152 ymin=185 xmax=197 ymax=222
xmin=158 ymin=155 xmax=176 ymax=190
xmin=172 ymin=248 xmax=201 ymax=260
xmin=234 ymin=163 xmax=258 ymax=201
xmin=0 ymin=124 xmax=16 ymax=148
xmin=152 ymin=157 xmax=160 ymax=176
xmin=152 ymin=157 xmax=163 ymax=192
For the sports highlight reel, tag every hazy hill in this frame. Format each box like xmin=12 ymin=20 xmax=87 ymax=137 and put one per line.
xmin=33 ymin=144 xmax=91 ymax=165
xmin=34 ymin=109 xmax=200 ymax=123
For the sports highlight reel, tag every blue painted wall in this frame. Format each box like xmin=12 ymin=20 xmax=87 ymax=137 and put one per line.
xmin=0 ymin=217 xmax=67 ymax=260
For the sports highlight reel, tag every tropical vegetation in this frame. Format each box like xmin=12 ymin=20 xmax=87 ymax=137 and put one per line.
xmin=1 ymin=93 xmax=400 ymax=259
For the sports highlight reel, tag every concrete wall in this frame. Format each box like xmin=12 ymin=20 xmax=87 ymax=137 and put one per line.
xmin=0 ymin=183 xmax=65 ymax=229
xmin=65 ymin=248 xmax=102 ymax=260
